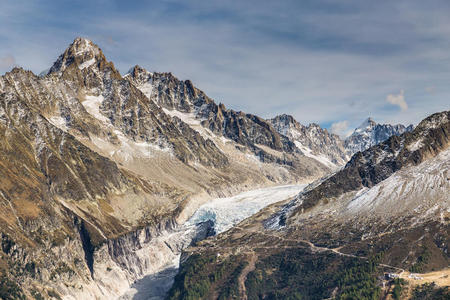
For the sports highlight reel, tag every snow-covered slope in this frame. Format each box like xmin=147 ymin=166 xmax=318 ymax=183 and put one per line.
xmin=345 ymin=147 xmax=449 ymax=220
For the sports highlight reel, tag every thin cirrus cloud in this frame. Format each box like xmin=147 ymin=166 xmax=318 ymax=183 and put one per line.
xmin=0 ymin=0 xmax=449 ymax=132
xmin=330 ymin=121 xmax=353 ymax=138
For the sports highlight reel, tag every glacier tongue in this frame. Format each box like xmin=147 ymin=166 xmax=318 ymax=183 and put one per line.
xmin=119 ymin=184 xmax=307 ymax=299
xmin=186 ymin=184 xmax=307 ymax=235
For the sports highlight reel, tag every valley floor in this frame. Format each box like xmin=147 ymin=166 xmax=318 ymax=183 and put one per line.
xmin=399 ymin=268 xmax=450 ymax=288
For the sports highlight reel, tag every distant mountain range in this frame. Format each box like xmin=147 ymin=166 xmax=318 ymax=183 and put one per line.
xmin=269 ymin=114 xmax=413 ymax=170
xmin=269 ymin=114 xmax=349 ymax=168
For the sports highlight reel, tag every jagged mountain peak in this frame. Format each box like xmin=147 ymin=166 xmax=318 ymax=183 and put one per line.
xmin=354 ymin=117 xmax=376 ymax=132
xmin=270 ymin=114 xmax=330 ymax=133
xmin=125 ymin=65 xmax=153 ymax=86
xmin=126 ymin=65 xmax=185 ymax=87
xmin=306 ymin=122 xmax=323 ymax=130
xmin=5 ymin=66 xmax=34 ymax=77
xmin=126 ymin=64 xmax=148 ymax=76
xmin=271 ymin=114 xmax=297 ymax=125
xmin=70 ymin=37 xmax=100 ymax=55
xmin=125 ymin=65 xmax=201 ymax=111
xmin=269 ymin=114 xmax=303 ymax=137
xmin=47 ymin=37 xmax=113 ymax=75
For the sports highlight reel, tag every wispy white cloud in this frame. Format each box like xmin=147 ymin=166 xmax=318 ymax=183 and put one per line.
xmin=330 ymin=121 xmax=352 ymax=138
xmin=386 ymin=90 xmax=408 ymax=111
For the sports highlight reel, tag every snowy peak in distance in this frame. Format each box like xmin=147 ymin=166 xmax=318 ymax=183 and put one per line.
xmin=345 ymin=117 xmax=414 ymax=155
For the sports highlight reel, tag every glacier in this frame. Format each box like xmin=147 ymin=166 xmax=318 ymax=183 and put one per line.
xmin=186 ymin=184 xmax=307 ymax=234
xmin=119 ymin=184 xmax=307 ymax=299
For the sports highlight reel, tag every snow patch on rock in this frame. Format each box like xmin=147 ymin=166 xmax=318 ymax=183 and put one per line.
xmin=162 ymin=108 xmax=201 ymax=126
xmin=48 ymin=115 xmax=68 ymax=132
xmin=137 ymin=82 xmax=154 ymax=99
xmin=78 ymin=58 xmax=96 ymax=70
xmin=294 ymin=141 xmax=336 ymax=168
xmin=82 ymin=94 xmax=109 ymax=123
xmin=407 ymin=139 xmax=423 ymax=152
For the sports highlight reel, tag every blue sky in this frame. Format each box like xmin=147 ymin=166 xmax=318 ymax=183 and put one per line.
xmin=1 ymin=0 xmax=449 ymax=136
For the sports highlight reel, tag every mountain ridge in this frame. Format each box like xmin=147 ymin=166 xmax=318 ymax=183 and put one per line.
xmin=269 ymin=114 xmax=349 ymax=168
